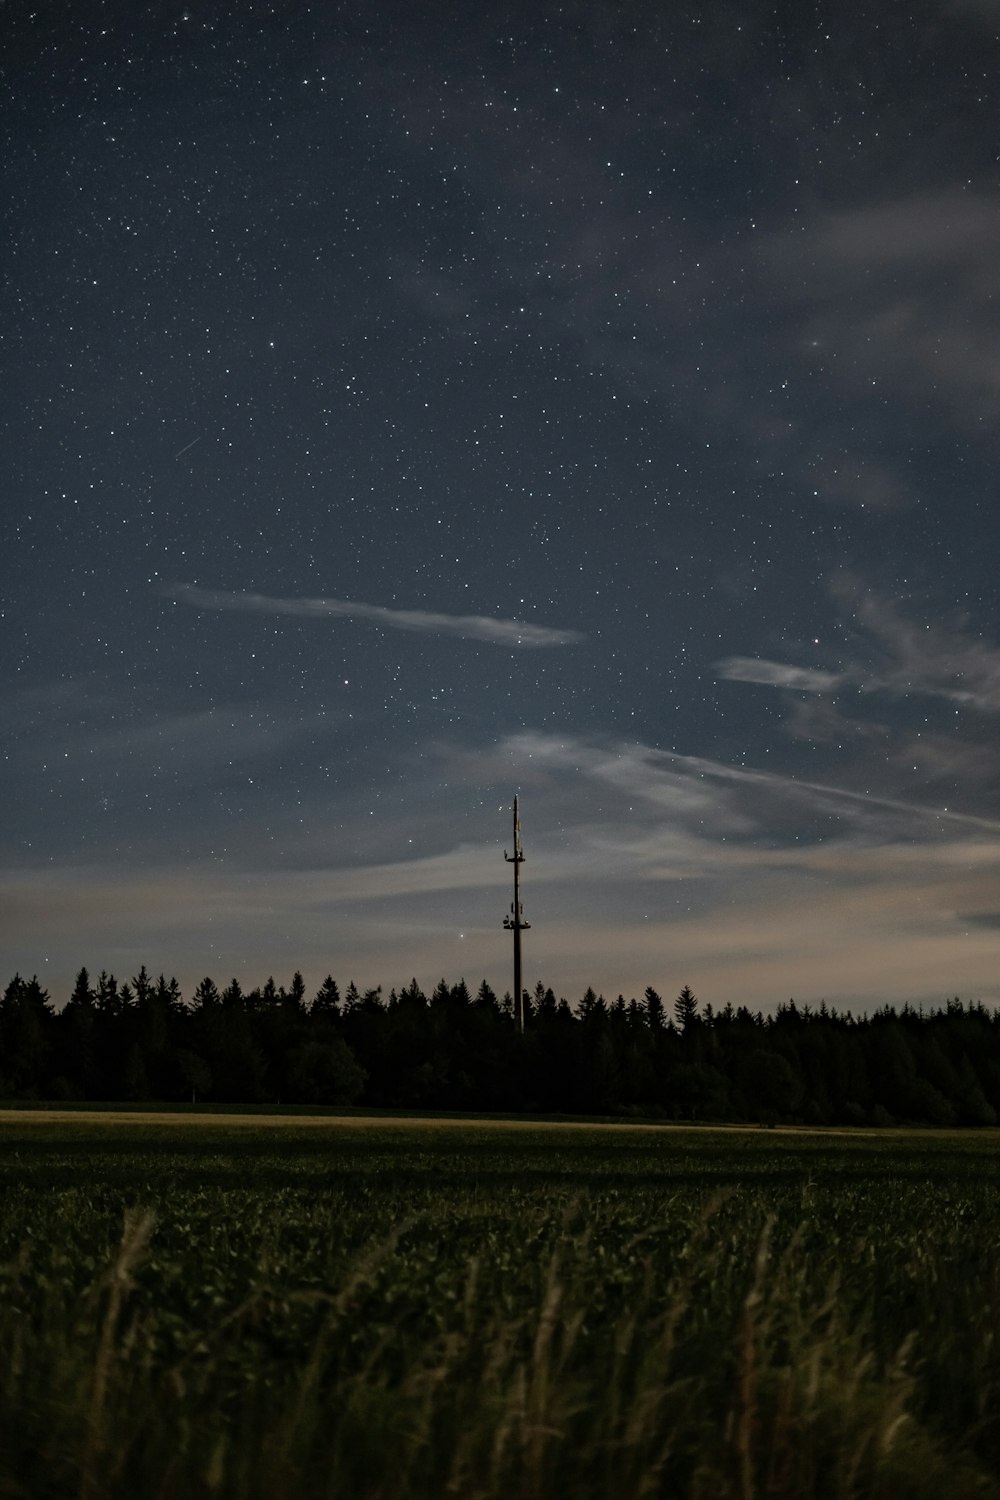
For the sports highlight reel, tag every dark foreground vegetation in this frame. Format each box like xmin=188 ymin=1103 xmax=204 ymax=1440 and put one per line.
xmin=2 ymin=1117 xmax=1000 ymax=1500
xmin=4 ymin=967 xmax=1000 ymax=1125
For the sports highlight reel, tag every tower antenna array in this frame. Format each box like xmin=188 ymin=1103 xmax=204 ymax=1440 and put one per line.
xmin=503 ymin=795 xmax=530 ymax=1033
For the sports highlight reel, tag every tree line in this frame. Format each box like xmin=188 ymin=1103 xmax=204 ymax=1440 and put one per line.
xmin=2 ymin=966 xmax=999 ymax=1125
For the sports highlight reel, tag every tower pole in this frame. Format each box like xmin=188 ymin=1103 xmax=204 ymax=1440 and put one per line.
xmin=503 ymin=796 xmax=530 ymax=1033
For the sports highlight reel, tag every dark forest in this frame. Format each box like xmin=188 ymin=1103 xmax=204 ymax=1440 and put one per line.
xmin=3 ymin=967 xmax=1000 ymax=1126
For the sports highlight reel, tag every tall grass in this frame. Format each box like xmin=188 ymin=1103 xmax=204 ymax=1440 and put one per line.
xmin=1 ymin=1121 xmax=999 ymax=1498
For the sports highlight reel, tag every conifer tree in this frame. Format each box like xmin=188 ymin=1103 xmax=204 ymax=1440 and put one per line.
xmin=674 ymin=985 xmax=699 ymax=1032
xmin=67 ymin=968 xmax=95 ymax=1011
xmin=312 ymin=976 xmax=341 ymax=1015
xmin=644 ymin=986 xmax=666 ymax=1029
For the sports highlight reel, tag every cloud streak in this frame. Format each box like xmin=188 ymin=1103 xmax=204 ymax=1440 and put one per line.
xmin=716 ymin=658 xmax=845 ymax=693
xmin=167 ymin=584 xmax=585 ymax=649
xmin=716 ymin=582 xmax=1000 ymax=716
xmin=848 ymin=587 xmax=1000 ymax=710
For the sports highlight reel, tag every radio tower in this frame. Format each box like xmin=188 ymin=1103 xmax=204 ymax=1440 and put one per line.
xmin=503 ymin=796 xmax=530 ymax=1033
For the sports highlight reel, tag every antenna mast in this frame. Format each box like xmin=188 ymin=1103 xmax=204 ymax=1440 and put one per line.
xmin=503 ymin=795 xmax=530 ymax=1033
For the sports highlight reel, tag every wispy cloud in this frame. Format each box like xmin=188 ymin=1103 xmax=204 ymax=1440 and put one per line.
xmin=716 ymin=582 xmax=1000 ymax=716
xmin=0 ymin=677 xmax=322 ymax=782
xmin=809 ymin=458 xmax=917 ymax=512
xmin=847 ymin=587 xmax=1000 ymax=710
xmin=462 ymin=729 xmax=1000 ymax=857
xmin=764 ymin=190 xmax=1000 ymax=427
xmin=811 ymin=192 xmax=999 ymax=266
xmin=716 ymin=658 xmax=845 ymax=693
xmin=167 ymin=584 xmax=585 ymax=649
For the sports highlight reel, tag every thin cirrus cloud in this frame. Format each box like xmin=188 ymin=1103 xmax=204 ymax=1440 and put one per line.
xmin=810 ymin=459 xmax=917 ymax=512
xmin=809 ymin=191 xmax=999 ymax=267
xmin=764 ymin=190 xmax=1000 ymax=426
xmin=715 ymin=658 xmax=845 ymax=694
xmin=716 ymin=584 xmax=1000 ymax=715
xmin=166 ymin=584 xmax=585 ymax=649
xmin=848 ymin=589 xmax=1000 ymax=711
xmin=465 ymin=729 xmax=1000 ymax=858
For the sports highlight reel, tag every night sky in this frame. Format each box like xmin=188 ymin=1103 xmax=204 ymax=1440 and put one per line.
xmin=5 ymin=1 xmax=1000 ymax=1013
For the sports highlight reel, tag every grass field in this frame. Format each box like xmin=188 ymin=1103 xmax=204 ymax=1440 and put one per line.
xmin=2 ymin=1111 xmax=999 ymax=1499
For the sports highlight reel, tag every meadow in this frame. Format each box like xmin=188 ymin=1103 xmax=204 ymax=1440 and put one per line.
xmin=1 ymin=1111 xmax=999 ymax=1499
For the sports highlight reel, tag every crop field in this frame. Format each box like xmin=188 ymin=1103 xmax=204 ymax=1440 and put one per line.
xmin=2 ymin=1113 xmax=999 ymax=1500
